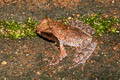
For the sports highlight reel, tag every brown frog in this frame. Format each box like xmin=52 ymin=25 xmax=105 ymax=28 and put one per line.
xmin=35 ymin=17 xmax=97 ymax=67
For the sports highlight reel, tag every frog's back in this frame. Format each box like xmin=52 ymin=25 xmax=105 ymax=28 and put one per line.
xmin=57 ymin=25 xmax=92 ymax=47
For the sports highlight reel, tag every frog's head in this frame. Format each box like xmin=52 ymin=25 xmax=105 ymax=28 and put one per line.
xmin=35 ymin=17 xmax=52 ymax=34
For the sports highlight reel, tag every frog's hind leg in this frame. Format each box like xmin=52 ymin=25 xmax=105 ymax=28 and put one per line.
xmin=69 ymin=41 xmax=97 ymax=69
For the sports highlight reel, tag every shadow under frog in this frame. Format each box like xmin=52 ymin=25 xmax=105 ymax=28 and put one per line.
xmin=35 ymin=17 xmax=97 ymax=69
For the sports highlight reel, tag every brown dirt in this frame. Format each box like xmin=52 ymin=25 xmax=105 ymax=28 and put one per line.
xmin=0 ymin=34 xmax=120 ymax=80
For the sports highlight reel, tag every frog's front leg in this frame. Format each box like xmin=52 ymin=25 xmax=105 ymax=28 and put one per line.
xmin=59 ymin=42 xmax=67 ymax=61
xmin=49 ymin=41 xmax=67 ymax=65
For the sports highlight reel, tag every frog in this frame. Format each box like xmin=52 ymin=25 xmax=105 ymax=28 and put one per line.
xmin=35 ymin=17 xmax=97 ymax=67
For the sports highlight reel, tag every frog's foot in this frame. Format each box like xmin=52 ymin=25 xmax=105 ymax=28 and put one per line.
xmin=59 ymin=51 xmax=67 ymax=60
xmin=69 ymin=53 xmax=85 ymax=69
xmin=49 ymin=52 xmax=67 ymax=65
xmin=49 ymin=59 xmax=60 ymax=65
xmin=69 ymin=62 xmax=85 ymax=71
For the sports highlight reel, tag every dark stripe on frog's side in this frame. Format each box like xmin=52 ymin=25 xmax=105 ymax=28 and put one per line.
xmin=37 ymin=32 xmax=60 ymax=47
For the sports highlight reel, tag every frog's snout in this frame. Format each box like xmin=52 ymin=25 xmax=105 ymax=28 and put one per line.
xmin=35 ymin=27 xmax=41 ymax=34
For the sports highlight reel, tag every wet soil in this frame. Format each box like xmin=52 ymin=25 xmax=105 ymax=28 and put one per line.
xmin=0 ymin=0 xmax=120 ymax=80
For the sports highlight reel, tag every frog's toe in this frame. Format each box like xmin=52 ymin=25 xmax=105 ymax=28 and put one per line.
xmin=59 ymin=53 xmax=67 ymax=61
xmin=49 ymin=59 xmax=60 ymax=65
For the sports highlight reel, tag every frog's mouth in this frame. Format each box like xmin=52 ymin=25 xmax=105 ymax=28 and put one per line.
xmin=37 ymin=31 xmax=41 ymax=34
xmin=35 ymin=28 xmax=41 ymax=34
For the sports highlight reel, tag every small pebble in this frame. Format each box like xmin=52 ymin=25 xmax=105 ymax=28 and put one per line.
xmin=36 ymin=71 xmax=41 ymax=75
xmin=1 ymin=61 xmax=7 ymax=65
xmin=68 ymin=17 xmax=72 ymax=20
xmin=112 ymin=0 xmax=115 ymax=3
xmin=76 ymin=14 xmax=80 ymax=17
xmin=116 ymin=31 xmax=119 ymax=33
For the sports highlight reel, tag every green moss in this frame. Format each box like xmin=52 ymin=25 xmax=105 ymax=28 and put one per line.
xmin=62 ymin=14 xmax=120 ymax=36
xmin=0 ymin=15 xmax=119 ymax=39
xmin=0 ymin=18 xmax=38 ymax=39
xmin=81 ymin=14 xmax=120 ymax=36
